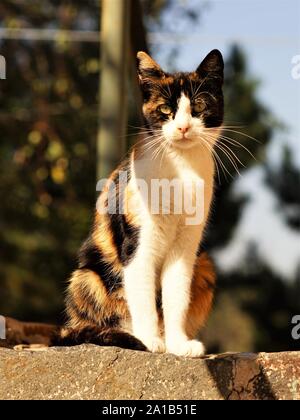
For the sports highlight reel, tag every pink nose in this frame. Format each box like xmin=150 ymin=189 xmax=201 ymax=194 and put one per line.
xmin=178 ymin=126 xmax=190 ymax=135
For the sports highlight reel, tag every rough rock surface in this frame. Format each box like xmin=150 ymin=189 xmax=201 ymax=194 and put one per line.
xmin=0 ymin=345 xmax=299 ymax=400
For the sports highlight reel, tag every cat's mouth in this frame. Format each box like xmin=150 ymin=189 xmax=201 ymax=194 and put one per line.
xmin=170 ymin=137 xmax=198 ymax=150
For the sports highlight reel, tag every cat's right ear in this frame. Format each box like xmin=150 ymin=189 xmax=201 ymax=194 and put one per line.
xmin=137 ymin=52 xmax=165 ymax=82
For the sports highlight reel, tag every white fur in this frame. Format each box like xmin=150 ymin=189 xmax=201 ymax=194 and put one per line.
xmin=123 ymin=93 xmax=220 ymax=357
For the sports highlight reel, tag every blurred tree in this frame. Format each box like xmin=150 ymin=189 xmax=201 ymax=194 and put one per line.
xmin=202 ymin=46 xmax=300 ymax=353
xmin=142 ymin=0 xmax=170 ymax=18
xmin=0 ymin=1 xmax=100 ymax=322
xmin=204 ymin=244 xmax=300 ymax=353
xmin=266 ymin=145 xmax=300 ymax=230
xmin=142 ymin=0 xmax=200 ymax=24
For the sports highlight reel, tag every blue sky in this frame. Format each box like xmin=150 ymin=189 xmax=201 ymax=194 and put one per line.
xmin=149 ymin=0 xmax=300 ymax=279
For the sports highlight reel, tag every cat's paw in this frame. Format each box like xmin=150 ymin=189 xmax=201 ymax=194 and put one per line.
xmin=142 ymin=336 xmax=166 ymax=353
xmin=167 ymin=339 xmax=205 ymax=358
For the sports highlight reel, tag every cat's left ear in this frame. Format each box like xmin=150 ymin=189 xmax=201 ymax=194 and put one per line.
xmin=196 ymin=49 xmax=224 ymax=83
xmin=137 ymin=51 xmax=166 ymax=81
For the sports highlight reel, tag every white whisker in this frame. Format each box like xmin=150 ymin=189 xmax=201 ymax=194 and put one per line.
xmin=205 ymin=134 xmax=244 ymax=174
xmin=201 ymin=136 xmax=232 ymax=180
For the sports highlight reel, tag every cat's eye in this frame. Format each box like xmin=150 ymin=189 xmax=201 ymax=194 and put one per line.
xmin=194 ymin=100 xmax=206 ymax=113
xmin=158 ymin=104 xmax=172 ymax=115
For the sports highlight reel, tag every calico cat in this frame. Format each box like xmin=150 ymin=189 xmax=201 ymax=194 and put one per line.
xmin=53 ymin=49 xmax=224 ymax=357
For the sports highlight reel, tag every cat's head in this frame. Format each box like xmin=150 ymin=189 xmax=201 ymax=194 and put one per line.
xmin=137 ymin=50 xmax=224 ymax=150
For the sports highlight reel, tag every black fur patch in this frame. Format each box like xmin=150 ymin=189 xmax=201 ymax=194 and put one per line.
xmin=78 ymin=239 xmax=122 ymax=292
xmin=107 ymin=162 xmax=140 ymax=267
xmin=109 ymin=213 xmax=140 ymax=266
xmin=52 ymin=327 xmax=147 ymax=351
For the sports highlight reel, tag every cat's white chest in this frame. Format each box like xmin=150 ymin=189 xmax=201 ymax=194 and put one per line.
xmin=132 ymin=146 xmax=214 ymax=223
xmin=156 ymin=146 xmax=213 ymax=183
xmin=155 ymin=147 xmax=214 ymax=215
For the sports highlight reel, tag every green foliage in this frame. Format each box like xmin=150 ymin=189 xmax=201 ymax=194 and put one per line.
xmin=0 ymin=1 xmax=99 ymax=322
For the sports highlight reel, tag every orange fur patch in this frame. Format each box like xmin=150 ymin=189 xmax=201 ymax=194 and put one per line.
xmin=185 ymin=253 xmax=216 ymax=338
xmin=123 ymin=182 xmax=141 ymax=228
xmin=93 ymin=212 xmax=123 ymax=273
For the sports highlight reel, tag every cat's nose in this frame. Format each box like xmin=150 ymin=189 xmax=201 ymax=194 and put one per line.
xmin=177 ymin=126 xmax=190 ymax=135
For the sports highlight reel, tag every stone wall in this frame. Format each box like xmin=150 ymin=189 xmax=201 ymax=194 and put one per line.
xmin=0 ymin=345 xmax=299 ymax=400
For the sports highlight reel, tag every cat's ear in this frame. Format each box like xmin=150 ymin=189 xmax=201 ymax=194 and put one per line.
xmin=137 ymin=51 xmax=165 ymax=81
xmin=196 ymin=49 xmax=224 ymax=82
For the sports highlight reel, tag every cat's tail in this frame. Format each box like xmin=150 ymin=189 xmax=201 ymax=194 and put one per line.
xmin=2 ymin=317 xmax=147 ymax=351
xmin=51 ymin=326 xmax=147 ymax=352
xmin=3 ymin=317 xmax=58 ymax=348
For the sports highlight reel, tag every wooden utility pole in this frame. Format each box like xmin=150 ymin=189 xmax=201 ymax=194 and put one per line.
xmin=129 ymin=0 xmax=149 ymax=126
xmin=97 ymin=0 xmax=130 ymax=180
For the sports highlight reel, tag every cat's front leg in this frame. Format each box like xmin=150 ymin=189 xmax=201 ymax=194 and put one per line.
xmin=162 ymin=232 xmax=205 ymax=358
xmin=123 ymin=247 xmax=165 ymax=353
